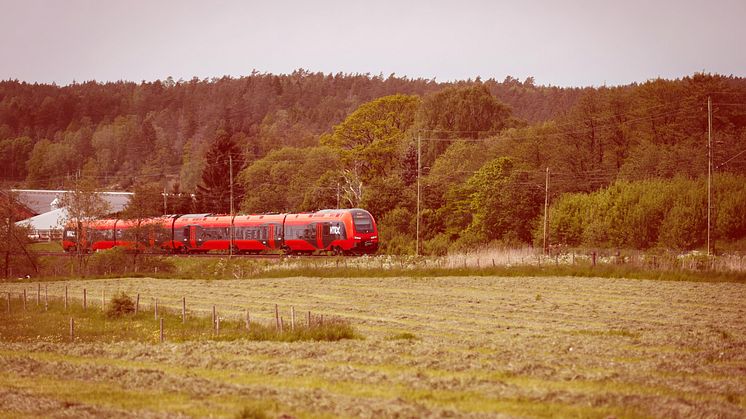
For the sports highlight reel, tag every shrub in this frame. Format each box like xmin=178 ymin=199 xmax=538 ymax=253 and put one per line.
xmin=235 ymin=406 xmax=268 ymax=419
xmin=106 ymin=292 xmax=135 ymax=318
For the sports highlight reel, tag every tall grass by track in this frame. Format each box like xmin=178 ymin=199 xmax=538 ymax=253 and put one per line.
xmin=12 ymin=250 xmax=746 ymax=283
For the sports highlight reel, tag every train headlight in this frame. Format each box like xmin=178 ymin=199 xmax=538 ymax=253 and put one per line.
xmin=354 ymin=236 xmax=361 ymax=240
xmin=371 ymin=236 xmax=377 ymax=239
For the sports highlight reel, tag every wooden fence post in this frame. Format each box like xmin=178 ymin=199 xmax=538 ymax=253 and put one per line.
xmin=69 ymin=317 xmax=74 ymax=341
xmin=154 ymin=298 xmax=158 ymax=320
xmin=64 ymin=285 xmax=68 ymax=310
xmin=83 ymin=288 xmax=87 ymax=310
xmin=135 ymin=293 xmax=140 ymax=315
xmin=307 ymin=310 xmax=311 ymax=328
xmin=320 ymin=314 xmax=324 ymax=326
xmin=275 ymin=304 xmax=280 ymax=331
xmin=245 ymin=309 xmax=250 ymax=330
xmin=291 ymin=306 xmax=295 ymax=331
xmin=182 ymin=297 xmax=186 ymax=323
xmin=212 ymin=305 xmax=216 ymax=332
xmin=279 ymin=317 xmax=284 ymax=333
xmin=216 ymin=316 xmax=220 ymax=336
xmin=160 ymin=318 xmax=164 ymax=343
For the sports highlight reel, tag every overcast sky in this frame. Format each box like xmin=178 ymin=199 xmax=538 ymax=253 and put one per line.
xmin=1 ymin=0 xmax=744 ymax=87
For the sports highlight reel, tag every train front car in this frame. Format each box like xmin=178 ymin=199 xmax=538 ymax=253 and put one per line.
xmin=300 ymin=209 xmax=378 ymax=255
xmin=346 ymin=209 xmax=379 ymax=254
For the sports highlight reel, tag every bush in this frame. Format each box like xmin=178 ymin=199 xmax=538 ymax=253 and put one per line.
xmin=106 ymin=292 xmax=135 ymax=318
xmin=235 ymin=406 xmax=268 ymax=419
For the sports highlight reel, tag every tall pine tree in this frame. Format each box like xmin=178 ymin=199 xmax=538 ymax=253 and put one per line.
xmin=195 ymin=129 xmax=245 ymax=213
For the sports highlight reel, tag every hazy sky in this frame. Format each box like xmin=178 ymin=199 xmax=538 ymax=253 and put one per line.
xmin=1 ymin=0 xmax=744 ymax=87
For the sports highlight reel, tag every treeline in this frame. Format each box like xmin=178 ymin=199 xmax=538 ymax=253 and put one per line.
xmin=0 ymin=70 xmax=582 ymax=189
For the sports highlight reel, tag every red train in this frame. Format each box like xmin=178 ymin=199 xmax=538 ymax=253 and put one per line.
xmin=62 ymin=209 xmax=378 ymax=255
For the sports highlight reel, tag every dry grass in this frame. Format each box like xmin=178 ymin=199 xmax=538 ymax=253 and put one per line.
xmin=1 ymin=276 xmax=745 ymax=418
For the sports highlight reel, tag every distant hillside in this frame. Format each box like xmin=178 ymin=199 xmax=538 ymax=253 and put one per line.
xmin=0 ymin=70 xmax=583 ymax=189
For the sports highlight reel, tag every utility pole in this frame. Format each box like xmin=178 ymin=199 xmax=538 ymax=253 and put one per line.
xmin=543 ymin=167 xmax=550 ymax=255
xmin=707 ymin=96 xmax=712 ymax=256
xmin=416 ymin=132 xmax=421 ymax=256
xmin=229 ymin=155 xmax=234 ymax=258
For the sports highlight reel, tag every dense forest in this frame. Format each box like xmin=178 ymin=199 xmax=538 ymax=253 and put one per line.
xmin=2 ymin=71 xmax=746 ymax=253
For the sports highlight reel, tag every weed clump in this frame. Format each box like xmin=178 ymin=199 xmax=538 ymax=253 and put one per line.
xmin=387 ymin=332 xmax=418 ymax=341
xmin=106 ymin=292 xmax=135 ymax=318
xmin=235 ymin=406 xmax=268 ymax=419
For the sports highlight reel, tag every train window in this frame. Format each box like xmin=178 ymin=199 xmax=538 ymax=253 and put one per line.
xmin=353 ymin=213 xmax=374 ymax=233
xmin=66 ymin=230 xmax=76 ymax=238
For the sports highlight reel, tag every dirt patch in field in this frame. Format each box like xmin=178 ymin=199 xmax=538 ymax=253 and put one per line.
xmin=2 ymin=276 xmax=746 ymax=417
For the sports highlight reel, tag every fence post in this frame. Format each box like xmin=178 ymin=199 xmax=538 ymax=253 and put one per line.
xmin=592 ymin=251 xmax=597 ymax=267
xmin=135 ymin=293 xmax=140 ymax=315
xmin=291 ymin=306 xmax=295 ymax=331
xmin=279 ymin=317 xmax=284 ymax=333
xmin=44 ymin=285 xmax=48 ymax=310
xmin=69 ymin=317 xmax=74 ymax=341
xmin=275 ymin=304 xmax=280 ymax=331
xmin=307 ymin=310 xmax=311 ymax=328
xmin=160 ymin=318 xmax=164 ymax=343
xmin=245 ymin=309 xmax=250 ymax=330
xmin=64 ymin=285 xmax=68 ymax=310
xmin=182 ymin=297 xmax=186 ymax=324
xmin=83 ymin=288 xmax=87 ymax=310
xmin=154 ymin=298 xmax=158 ymax=320
xmin=216 ymin=316 xmax=220 ymax=336
xmin=212 ymin=305 xmax=216 ymax=332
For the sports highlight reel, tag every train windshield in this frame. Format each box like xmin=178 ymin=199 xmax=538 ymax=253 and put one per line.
xmin=353 ymin=212 xmax=374 ymax=233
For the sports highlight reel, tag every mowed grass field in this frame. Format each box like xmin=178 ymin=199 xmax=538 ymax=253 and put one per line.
xmin=1 ymin=276 xmax=745 ymax=418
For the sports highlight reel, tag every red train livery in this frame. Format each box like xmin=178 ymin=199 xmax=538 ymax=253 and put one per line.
xmin=62 ymin=208 xmax=378 ymax=255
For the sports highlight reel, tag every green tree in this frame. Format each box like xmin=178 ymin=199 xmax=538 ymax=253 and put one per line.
xmin=58 ymin=174 xmax=111 ymax=272
xmin=195 ymin=129 xmax=245 ymax=213
xmin=460 ymin=157 xmax=543 ymax=245
xmin=0 ymin=136 xmax=33 ymax=180
xmin=0 ymin=191 xmax=37 ymax=278
xmin=321 ymin=94 xmax=420 ymax=181
xmin=417 ymin=85 xmax=512 ymax=167
xmin=239 ymin=146 xmax=339 ymax=213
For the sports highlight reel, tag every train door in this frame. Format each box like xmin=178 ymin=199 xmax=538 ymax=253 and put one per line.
xmin=268 ymin=224 xmax=275 ymax=249
xmin=184 ymin=225 xmax=204 ymax=250
xmin=316 ymin=223 xmax=325 ymax=249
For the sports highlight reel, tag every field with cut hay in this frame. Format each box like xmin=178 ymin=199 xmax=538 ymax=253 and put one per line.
xmin=1 ymin=276 xmax=745 ymax=418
